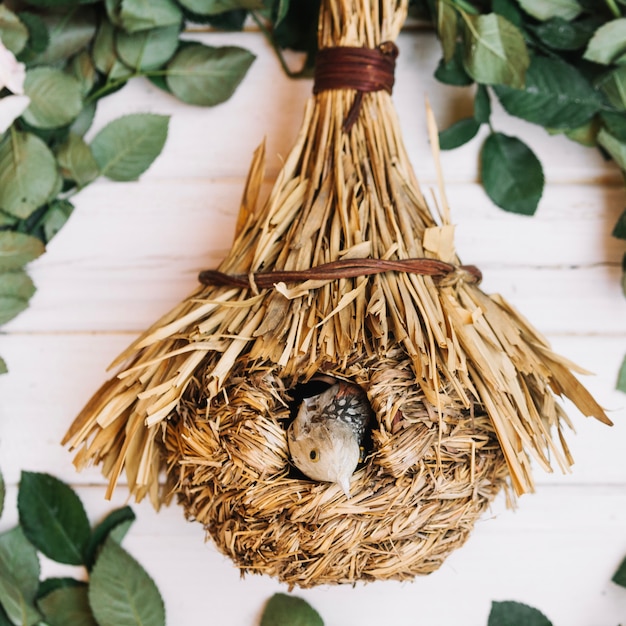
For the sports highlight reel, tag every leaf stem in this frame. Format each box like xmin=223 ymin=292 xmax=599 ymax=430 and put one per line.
xmin=451 ymin=0 xmax=479 ymax=16
xmin=250 ymin=12 xmax=299 ymax=79
xmin=87 ymin=78 xmax=135 ymax=104
xmin=605 ymin=0 xmax=621 ymax=17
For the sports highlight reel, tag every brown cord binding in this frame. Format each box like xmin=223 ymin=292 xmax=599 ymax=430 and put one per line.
xmin=199 ymin=257 xmax=482 ymax=290
xmin=313 ymin=42 xmax=399 ymax=132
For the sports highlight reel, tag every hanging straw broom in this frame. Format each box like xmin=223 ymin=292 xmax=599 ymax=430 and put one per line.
xmin=63 ymin=0 xmax=610 ymax=588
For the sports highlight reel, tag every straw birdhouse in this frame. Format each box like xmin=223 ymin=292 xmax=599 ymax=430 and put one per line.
xmin=64 ymin=0 xmax=610 ymax=588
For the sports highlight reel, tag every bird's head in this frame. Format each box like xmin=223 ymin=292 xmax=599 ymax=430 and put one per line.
xmin=287 ymin=417 xmax=360 ymax=498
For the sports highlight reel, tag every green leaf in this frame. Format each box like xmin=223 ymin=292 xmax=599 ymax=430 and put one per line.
xmin=119 ymin=0 xmax=183 ymax=33
xmin=597 ymin=66 xmax=626 ymax=111
xmin=613 ymin=209 xmax=626 ymax=239
xmin=0 ymin=233 xmax=44 ymax=271
xmin=611 ymin=552 xmax=626 ymax=587
xmin=532 ymin=17 xmax=601 ymax=51
xmin=436 ymin=1 xmax=457 ymax=63
xmin=0 ymin=358 xmax=6 ymax=375
xmin=0 ymin=270 xmax=36 ymax=325
xmin=177 ymin=0 xmax=263 ymax=14
xmin=488 ymin=600 xmax=553 ymax=626
xmin=616 ymin=354 xmax=626 ymax=393
xmin=22 ymin=68 xmax=83 ymax=129
xmin=43 ymin=199 xmax=75 ymax=243
xmin=56 ymin=133 xmax=99 ymax=188
xmin=16 ymin=12 xmax=49 ymax=57
xmin=17 ymin=471 xmax=91 ymax=566
xmin=439 ymin=117 xmax=481 ymax=150
xmin=69 ymin=50 xmax=97 ymax=96
xmin=517 ymin=0 xmax=581 ymax=21
xmin=481 ymin=132 xmax=544 ymax=215
xmin=0 ymin=6 xmax=29 ymax=54
xmin=37 ymin=577 xmax=83 ymax=600
xmin=462 ymin=13 xmax=529 ymax=89
xmin=89 ymin=538 xmax=165 ymax=626
xmin=0 ymin=270 xmax=35 ymax=301
xmin=85 ymin=506 xmax=136 ymax=570
xmin=492 ymin=0 xmax=524 ymax=28
xmin=563 ymin=117 xmax=600 ymax=146
xmin=90 ymin=113 xmax=169 ymax=181
xmin=274 ymin=0 xmax=291 ymax=26
xmin=598 ymin=127 xmax=626 ymax=170
xmin=493 ymin=56 xmax=602 ymax=129
xmin=92 ymin=18 xmax=118 ymax=74
xmin=0 ymin=212 xmax=17 ymax=228
xmin=0 ymin=527 xmax=41 ymax=626
xmin=474 ymin=84 xmax=491 ymax=123
xmin=0 ymin=296 xmax=29 ymax=326
xmin=584 ymin=18 xmax=626 ymax=65
xmin=116 ymin=24 xmax=180 ymax=70
xmin=70 ymin=101 xmax=97 ymax=137
xmin=30 ymin=7 xmax=96 ymax=65
xmin=166 ymin=43 xmax=255 ymax=106
xmin=435 ymin=43 xmax=473 ymax=85
xmin=600 ymin=111 xmax=626 ymax=141
xmin=38 ymin=585 xmax=97 ymax=626
xmin=260 ymin=593 xmax=323 ymax=626
xmin=0 ymin=132 xmax=57 ymax=220
xmin=105 ymin=0 xmax=124 ymax=28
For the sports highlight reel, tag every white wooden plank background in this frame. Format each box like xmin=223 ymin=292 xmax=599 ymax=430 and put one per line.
xmin=1 ymin=29 xmax=626 ymax=626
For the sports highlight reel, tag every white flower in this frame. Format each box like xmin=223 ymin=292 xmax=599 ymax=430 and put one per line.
xmin=0 ymin=94 xmax=30 ymax=133
xmin=0 ymin=39 xmax=26 ymax=94
xmin=0 ymin=39 xmax=30 ymax=133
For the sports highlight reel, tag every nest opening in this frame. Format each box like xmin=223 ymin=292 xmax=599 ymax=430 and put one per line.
xmin=162 ymin=353 xmax=510 ymax=587
xmin=285 ymin=375 xmax=376 ymax=480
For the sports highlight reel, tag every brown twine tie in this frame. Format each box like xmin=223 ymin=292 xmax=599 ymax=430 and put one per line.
xmin=199 ymin=43 xmax=482 ymax=295
xmin=198 ymin=258 xmax=482 ymax=290
xmin=313 ymin=42 xmax=399 ymax=132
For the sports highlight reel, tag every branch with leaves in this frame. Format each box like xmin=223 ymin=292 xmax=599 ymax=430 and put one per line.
xmin=0 ymin=0 xmax=265 ymax=373
xmin=425 ymin=0 xmax=626 ymax=216
xmin=0 ymin=470 xmax=165 ymax=625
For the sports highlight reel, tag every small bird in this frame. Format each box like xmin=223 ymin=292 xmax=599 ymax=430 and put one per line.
xmin=287 ymin=380 xmax=373 ymax=498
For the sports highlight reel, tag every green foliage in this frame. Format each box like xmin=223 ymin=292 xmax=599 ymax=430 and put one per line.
xmin=460 ymin=13 xmax=529 ymax=88
xmin=0 ymin=132 xmax=57 ymax=220
xmin=613 ymin=553 xmax=626 ymax=586
xmin=22 ymin=68 xmax=83 ymax=129
xmin=89 ymin=538 xmax=165 ymax=626
xmin=616 ymin=353 xmax=626 ymax=393
xmin=0 ymin=468 xmax=164 ymax=626
xmin=493 ymin=56 xmax=602 ymax=129
xmin=0 ymin=270 xmax=36 ymax=326
xmin=90 ymin=114 xmax=169 ymax=181
xmin=488 ymin=600 xmax=553 ymax=625
xmin=429 ymin=0 xmax=626 ymax=321
xmin=0 ymin=0 xmax=260 ymax=372
xmin=18 ymin=471 xmax=91 ymax=565
xmin=481 ymin=132 xmax=544 ymax=215
xmin=439 ymin=116 xmax=481 ymax=149
xmin=260 ymin=593 xmax=324 ymax=626
xmin=165 ymin=44 xmax=256 ymax=106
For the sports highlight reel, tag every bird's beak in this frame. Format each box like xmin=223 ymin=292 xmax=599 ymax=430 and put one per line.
xmin=339 ymin=476 xmax=351 ymax=499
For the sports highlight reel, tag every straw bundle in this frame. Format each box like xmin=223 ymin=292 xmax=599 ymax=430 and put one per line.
xmin=63 ymin=0 xmax=610 ymax=587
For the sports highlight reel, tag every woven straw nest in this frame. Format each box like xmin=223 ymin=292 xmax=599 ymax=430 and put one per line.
xmin=63 ymin=0 xmax=610 ymax=588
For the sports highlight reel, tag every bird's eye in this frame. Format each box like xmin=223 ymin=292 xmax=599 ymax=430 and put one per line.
xmin=309 ymin=449 xmax=319 ymax=462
